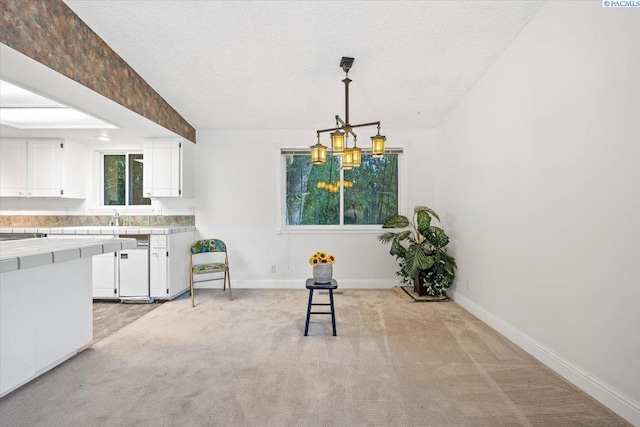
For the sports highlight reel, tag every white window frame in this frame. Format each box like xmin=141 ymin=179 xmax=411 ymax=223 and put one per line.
xmin=98 ymin=150 xmax=151 ymax=209
xmin=276 ymin=145 xmax=407 ymax=234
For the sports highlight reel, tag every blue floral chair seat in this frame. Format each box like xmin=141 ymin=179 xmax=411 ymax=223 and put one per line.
xmin=190 ymin=239 xmax=232 ymax=306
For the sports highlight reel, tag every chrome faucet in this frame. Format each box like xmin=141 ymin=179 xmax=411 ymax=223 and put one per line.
xmin=110 ymin=210 xmax=120 ymax=227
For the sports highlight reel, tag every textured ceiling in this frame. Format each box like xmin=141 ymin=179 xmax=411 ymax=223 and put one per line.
xmin=63 ymin=1 xmax=545 ymax=131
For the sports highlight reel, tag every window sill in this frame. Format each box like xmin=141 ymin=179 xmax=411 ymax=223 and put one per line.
xmin=88 ymin=207 xmax=155 ymax=214
xmin=278 ymin=225 xmax=384 ymax=235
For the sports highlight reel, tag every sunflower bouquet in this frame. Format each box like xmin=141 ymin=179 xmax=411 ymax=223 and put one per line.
xmin=308 ymin=251 xmax=336 ymax=265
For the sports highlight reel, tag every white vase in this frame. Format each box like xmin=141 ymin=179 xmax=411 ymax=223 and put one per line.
xmin=312 ymin=263 xmax=333 ymax=283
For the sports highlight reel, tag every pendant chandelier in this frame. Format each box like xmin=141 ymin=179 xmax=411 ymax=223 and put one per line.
xmin=310 ymin=57 xmax=386 ymax=166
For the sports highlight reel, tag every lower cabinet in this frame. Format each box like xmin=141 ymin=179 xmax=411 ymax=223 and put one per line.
xmin=92 ymin=252 xmax=118 ymax=298
xmin=86 ymin=232 xmax=193 ymax=300
xmin=149 ymin=236 xmax=168 ymax=298
xmin=149 ymin=232 xmax=194 ymax=300
xmin=91 ymin=245 xmax=149 ymax=300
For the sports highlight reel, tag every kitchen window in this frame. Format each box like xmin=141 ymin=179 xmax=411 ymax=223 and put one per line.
xmin=281 ymin=148 xmax=401 ymax=229
xmin=102 ymin=153 xmax=150 ymax=206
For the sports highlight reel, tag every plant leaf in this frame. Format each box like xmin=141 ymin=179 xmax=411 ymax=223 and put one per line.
xmin=378 ymin=232 xmax=398 ymax=244
xmin=421 ymin=255 xmax=436 ymax=271
xmin=416 ymin=210 xmax=431 ymax=236
xmin=390 ymin=239 xmax=406 ymax=258
xmin=404 ymin=245 xmax=436 ymax=278
xmin=441 ymin=251 xmax=457 ymax=268
xmin=390 ymin=230 xmax=411 ymax=257
xmin=414 ymin=206 xmax=440 ymax=222
xmin=423 ymin=226 xmax=449 ymax=248
xmin=382 ymin=215 xmax=410 ymax=229
xmin=444 ymin=264 xmax=454 ymax=277
xmin=403 ymin=245 xmax=418 ymax=278
xmin=396 ymin=230 xmax=412 ymax=241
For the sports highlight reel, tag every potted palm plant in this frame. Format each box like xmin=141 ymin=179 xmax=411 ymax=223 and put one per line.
xmin=379 ymin=206 xmax=457 ymax=297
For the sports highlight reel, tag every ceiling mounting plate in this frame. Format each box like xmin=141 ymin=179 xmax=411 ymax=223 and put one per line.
xmin=340 ymin=57 xmax=354 ymax=73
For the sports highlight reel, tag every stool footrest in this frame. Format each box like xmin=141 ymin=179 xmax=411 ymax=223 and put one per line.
xmin=304 ymin=280 xmax=337 ymax=337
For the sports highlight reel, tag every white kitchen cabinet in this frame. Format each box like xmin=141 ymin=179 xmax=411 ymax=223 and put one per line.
xmin=149 ymin=235 xmax=168 ymax=298
xmin=92 ymin=252 xmax=118 ymax=298
xmin=27 ymin=139 xmax=62 ymax=197
xmin=0 ymin=139 xmax=27 ymax=197
xmin=143 ymin=138 xmax=193 ymax=198
xmin=149 ymin=232 xmax=194 ymax=299
xmin=48 ymin=235 xmax=119 ymax=299
xmin=0 ymin=138 xmax=85 ymax=198
xmin=46 ymin=232 xmax=192 ymax=300
xmin=92 ymin=241 xmax=149 ymax=301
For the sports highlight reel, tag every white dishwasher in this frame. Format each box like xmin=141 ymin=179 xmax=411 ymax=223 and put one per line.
xmin=118 ymin=236 xmax=150 ymax=301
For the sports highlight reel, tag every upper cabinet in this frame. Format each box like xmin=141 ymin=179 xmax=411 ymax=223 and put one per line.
xmin=143 ymin=138 xmax=193 ymax=198
xmin=0 ymin=139 xmax=27 ymax=196
xmin=0 ymin=138 xmax=85 ymax=198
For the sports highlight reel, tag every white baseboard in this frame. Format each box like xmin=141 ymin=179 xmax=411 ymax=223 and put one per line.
xmin=450 ymin=291 xmax=640 ymax=426
xmin=1 ymin=351 xmax=76 ymax=398
xmin=194 ymin=279 xmax=394 ymax=289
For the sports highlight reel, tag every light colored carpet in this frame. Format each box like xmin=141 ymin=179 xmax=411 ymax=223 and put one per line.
xmin=0 ymin=289 xmax=629 ymax=426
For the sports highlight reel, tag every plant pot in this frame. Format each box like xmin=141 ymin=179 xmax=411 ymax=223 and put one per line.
xmin=413 ymin=276 xmax=428 ymax=296
xmin=413 ymin=276 xmax=449 ymax=297
xmin=313 ymin=264 xmax=333 ymax=283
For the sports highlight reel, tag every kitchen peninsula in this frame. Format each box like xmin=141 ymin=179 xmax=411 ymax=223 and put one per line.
xmin=0 ymin=237 xmax=136 ymax=396
xmin=1 ymin=225 xmax=195 ymax=301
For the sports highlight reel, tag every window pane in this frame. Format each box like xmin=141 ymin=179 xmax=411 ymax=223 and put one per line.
xmin=343 ymin=154 xmax=398 ymax=224
xmin=128 ymin=154 xmax=150 ymax=205
xmin=104 ymin=154 xmax=125 ymax=205
xmin=286 ymin=154 xmax=340 ymax=225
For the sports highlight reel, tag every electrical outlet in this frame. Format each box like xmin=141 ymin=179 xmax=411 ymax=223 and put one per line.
xmin=465 ymin=278 xmax=470 ymax=290
xmin=270 ymin=264 xmax=276 ymax=273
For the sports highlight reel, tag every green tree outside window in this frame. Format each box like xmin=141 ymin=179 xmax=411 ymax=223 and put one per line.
xmin=285 ymin=152 xmax=399 ymax=226
xmin=103 ymin=153 xmax=150 ymax=206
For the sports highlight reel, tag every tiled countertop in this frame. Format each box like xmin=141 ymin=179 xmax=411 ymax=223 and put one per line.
xmin=0 ymin=237 xmax=137 ymax=273
xmin=0 ymin=226 xmax=195 ymax=235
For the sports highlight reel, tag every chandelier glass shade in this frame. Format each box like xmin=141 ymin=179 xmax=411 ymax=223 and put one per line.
xmin=371 ymin=133 xmax=386 ymax=158
xmin=342 ymin=148 xmax=354 ymax=170
xmin=311 ymin=57 xmax=387 ymax=167
xmin=330 ymin=130 xmax=345 ymax=154
xmin=352 ymin=145 xmax=362 ymax=167
xmin=310 ymin=141 xmax=327 ymax=164
xmin=310 ymin=134 xmax=327 ymax=165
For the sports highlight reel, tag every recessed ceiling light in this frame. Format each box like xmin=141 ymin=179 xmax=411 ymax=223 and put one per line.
xmin=97 ymin=135 xmax=111 ymax=142
xmin=0 ymin=80 xmax=119 ymax=129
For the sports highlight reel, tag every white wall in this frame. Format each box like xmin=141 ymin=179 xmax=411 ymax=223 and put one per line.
xmin=436 ymin=1 xmax=640 ymax=423
xmin=193 ymin=128 xmax=437 ymax=288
